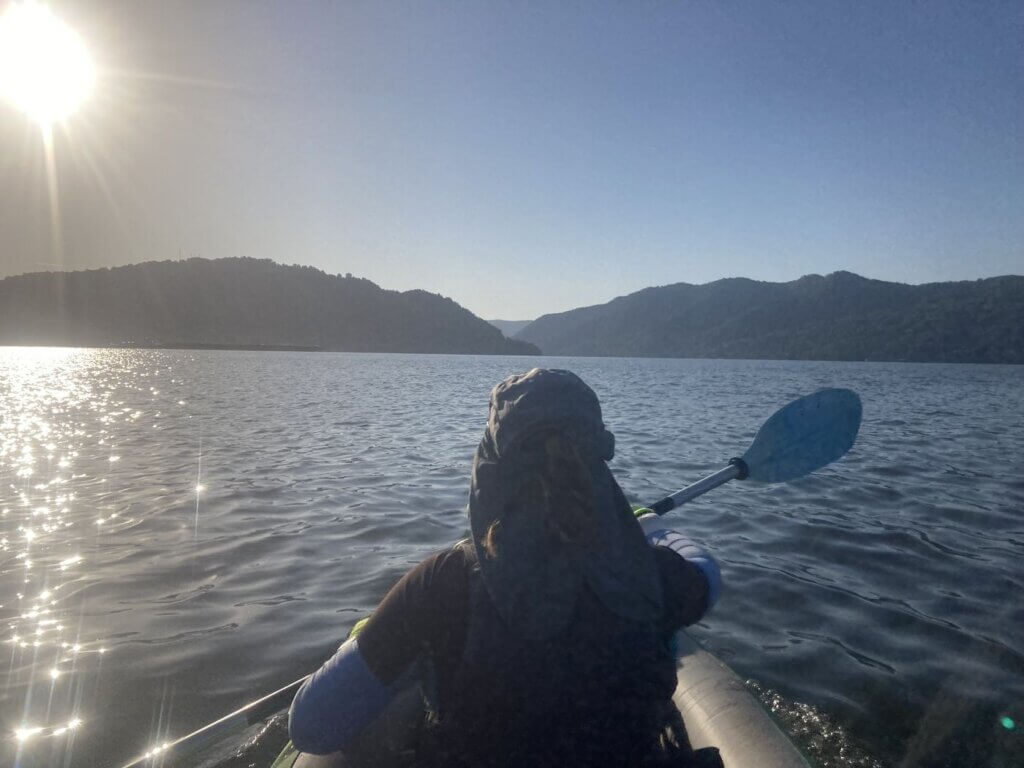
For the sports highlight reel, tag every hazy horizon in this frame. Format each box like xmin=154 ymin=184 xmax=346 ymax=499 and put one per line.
xmin=2 ymin=1 xmax=1021 ymax=319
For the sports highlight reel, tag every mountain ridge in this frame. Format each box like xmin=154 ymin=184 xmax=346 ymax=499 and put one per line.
xmin=0 ymin=258 xmax=540 ymax=355
xmin=514 ymin=271 xmax=1024 ymax=363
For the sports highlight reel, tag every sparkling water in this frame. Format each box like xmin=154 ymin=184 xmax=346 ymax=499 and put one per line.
xmin=2 ymin=349 xmax=1022 ymax=767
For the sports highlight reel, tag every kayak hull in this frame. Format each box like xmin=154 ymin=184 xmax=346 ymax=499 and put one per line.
xmin=673 ymin=632 xmax=809 ymax=768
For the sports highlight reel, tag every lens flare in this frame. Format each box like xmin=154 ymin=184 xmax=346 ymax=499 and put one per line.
xmin=14 ymin=725 xmax=43 ymax=742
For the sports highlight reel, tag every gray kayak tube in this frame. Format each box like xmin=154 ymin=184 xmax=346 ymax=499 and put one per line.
xmin=286 ymin=631 xmax=811 ymax=768
xmin=673 ymin=632 xmax=811 ymax=768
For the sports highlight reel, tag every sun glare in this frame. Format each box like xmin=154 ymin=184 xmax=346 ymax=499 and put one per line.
xmin=0 ymin=1 xmax=95 ymax=127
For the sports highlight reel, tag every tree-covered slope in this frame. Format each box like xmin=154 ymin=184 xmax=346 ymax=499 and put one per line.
xmin=515 ymin=272 xmax=1024 ymax=363
xmin=0 ymin=258 xmax=540 ymax=355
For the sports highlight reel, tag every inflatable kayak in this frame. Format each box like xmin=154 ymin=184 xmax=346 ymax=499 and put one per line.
xmin=671 ymin=632 xmax=809 ymax=768
xmin=270 ymin=631 xmax=810 ymax=768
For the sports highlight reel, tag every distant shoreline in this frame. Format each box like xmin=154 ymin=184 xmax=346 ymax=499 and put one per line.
xmin=2 ymin=342 xmax=1022 ymax=365
xmin=0 ymin=341 xmax=547 ymax=356
xmin=0 ymin=341 xmax=323 ymax=353
xmin=145 ymin=342 xmax=323 ymax=352
xmin=145 ymin=342 xmax=322 ymax=352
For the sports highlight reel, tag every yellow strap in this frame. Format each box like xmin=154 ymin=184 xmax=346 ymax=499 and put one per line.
xmin=268 ymin=740 xmax=300 ymax=768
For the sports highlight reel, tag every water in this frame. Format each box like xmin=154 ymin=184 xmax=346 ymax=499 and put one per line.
xmin=1 ymin=349 xmax=1022 ymax=768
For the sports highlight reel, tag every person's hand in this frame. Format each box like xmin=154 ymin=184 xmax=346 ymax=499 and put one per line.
xmin=633 ymin=509 xmax=662 ymax=538
xmin=633 ymin=510 xmax=721 ymax=610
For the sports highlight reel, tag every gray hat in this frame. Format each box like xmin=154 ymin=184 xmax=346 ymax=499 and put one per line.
xmin=468 ymin=369 xmax=663 ymax=639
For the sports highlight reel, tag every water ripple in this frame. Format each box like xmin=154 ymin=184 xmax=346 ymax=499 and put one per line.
xmin=1 ymin=351 xmax=1022 ymax=767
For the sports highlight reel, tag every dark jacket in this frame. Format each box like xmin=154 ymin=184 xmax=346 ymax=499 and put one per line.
xmin=420 ymin=542 xmax=687 ymax=768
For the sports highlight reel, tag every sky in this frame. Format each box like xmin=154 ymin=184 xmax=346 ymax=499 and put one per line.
xmin=0 ymin=0 xmax=1021 ymax=320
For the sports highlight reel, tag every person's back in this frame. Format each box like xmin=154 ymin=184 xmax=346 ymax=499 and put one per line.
xmin=287 ymin=369 xmax=722 ymax=767
xmin=414 ymin=541 xmax=681 ymax=768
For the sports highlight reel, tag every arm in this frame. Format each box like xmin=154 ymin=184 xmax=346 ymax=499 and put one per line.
xmin=635 ymin=510 xmax=722 ymax=625
xmin=288 ymin=637 xmax=394 ymax=755
xmin=288 ymin=547 xmax=467 ymax=755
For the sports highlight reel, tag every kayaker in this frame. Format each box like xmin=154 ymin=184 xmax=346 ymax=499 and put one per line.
xmin=288 ymin=368 xmax=723 ymax=767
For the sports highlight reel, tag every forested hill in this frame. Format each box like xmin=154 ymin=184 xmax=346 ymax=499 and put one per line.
xmin=515 ymin=272 xmax=1024 ymax=363
xmin=0 ymin=258 xmax=540 ymax=355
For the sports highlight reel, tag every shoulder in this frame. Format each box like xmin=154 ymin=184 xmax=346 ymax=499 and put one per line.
xmin=368 ymin=541 xmax=474 ymax=623
xmin=353 ymin=542 xmax=474 ymax=683
xmin=400 ymin=540 xmax=474 ymax=597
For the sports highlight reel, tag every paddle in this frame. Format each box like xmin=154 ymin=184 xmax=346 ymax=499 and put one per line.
xmin=113 ymin=387 xmax=861 ymax=767
xmin=647 ymin=387 xmax=862 ymax=515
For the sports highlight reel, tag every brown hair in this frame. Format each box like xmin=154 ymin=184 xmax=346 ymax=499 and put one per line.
xmin=482 ymin=429 xmax=596 ymax=558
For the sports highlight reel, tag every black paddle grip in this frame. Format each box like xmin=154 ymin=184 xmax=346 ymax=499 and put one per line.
xmin=650 ymin=497 xmax=675 ymax=515
xmin=729 ymin=457 xmax=749 ymax=480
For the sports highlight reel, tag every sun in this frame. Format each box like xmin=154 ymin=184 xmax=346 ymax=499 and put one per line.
xmin=0 ymin=1 xmax=95 ymax=128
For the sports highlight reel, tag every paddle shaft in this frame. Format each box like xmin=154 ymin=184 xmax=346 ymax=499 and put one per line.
xmin=648 ymin=458 xmax=748 ymax=515
xmin=115 ymin=675 xmax=309 ymax=768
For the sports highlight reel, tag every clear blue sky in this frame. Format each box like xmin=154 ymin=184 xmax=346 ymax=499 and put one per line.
xmin=1 ymin=0 xmax=1021 ymax=319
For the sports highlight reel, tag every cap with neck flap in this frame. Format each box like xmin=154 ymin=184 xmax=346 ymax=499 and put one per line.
xmin=468 ymin=368 xmax=663 ymax=640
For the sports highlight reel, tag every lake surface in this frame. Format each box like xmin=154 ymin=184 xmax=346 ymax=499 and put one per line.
xmin=1 ymin=349 xmax=1022 ymax=768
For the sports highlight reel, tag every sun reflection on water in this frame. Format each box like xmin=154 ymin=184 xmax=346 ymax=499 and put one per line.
xmin=0 ymin=347 xmax=221 ymax=765
xmin=0 ymin=347 xmax=147 ymax=761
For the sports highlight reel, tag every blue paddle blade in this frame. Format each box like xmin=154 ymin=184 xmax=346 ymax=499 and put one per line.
xmin=741 ymin=388 xmax=862 ymax=483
